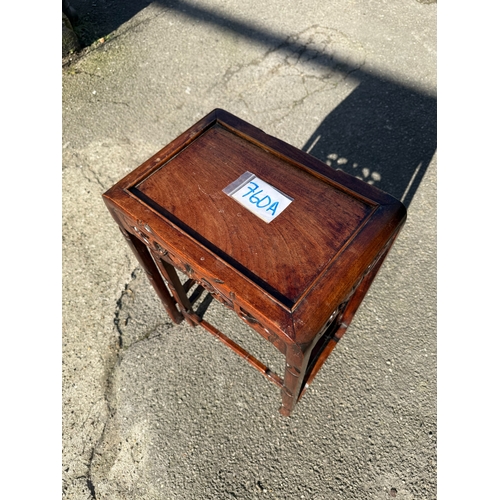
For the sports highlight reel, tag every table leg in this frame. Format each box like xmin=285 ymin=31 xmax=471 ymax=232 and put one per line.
xmin=150 ymin=254 xmax=198 ymax=326
xmin=279 ymin=343 xmax=311 ymax=417
xmin=297 ymin=230 xmax=402 ymax=399
xmin=118 ymin=226 xmax=183 ymax=324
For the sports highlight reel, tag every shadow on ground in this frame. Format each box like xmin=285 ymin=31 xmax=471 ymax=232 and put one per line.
xmin=303 ymin=74 xmax=436 ymax=206
xmin=67 ymin=0 xmax=436 ymax=207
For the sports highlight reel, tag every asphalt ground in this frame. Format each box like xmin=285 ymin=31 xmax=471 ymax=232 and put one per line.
xmin=61 ymin=1 xmax=437 ymax=498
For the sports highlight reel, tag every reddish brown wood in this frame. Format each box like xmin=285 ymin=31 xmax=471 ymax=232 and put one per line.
xmin=117 ymin=225 xmax=183 ymax=324
xmin=296 ymin=227 xmax=402 ymax=402
xmin=102 ymin=108 xmax=406 ymax=416
xmin=136 ymin=124 xmax=372 ymax=304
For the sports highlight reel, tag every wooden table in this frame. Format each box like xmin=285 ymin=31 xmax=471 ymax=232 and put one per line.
xmin=102 ymin=109 xmax=407 ymax=416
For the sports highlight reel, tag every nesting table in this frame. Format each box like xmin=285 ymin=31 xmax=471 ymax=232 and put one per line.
xmin=102 ymin=109 xmax=406 ymax=416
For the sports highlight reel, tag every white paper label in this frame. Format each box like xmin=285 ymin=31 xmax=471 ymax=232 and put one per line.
xmin=223 ymin=172 xmax=293 ymax=223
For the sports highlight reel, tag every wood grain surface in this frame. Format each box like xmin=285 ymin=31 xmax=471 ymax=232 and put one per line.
xmin=135 ymin=124 xmax=372 ymax=303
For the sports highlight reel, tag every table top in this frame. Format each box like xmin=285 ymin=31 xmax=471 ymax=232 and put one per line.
xmin=135 ymin=123 xmax=374 ymax=307
xmin=104 ymin=109 xmax=406 ymax=341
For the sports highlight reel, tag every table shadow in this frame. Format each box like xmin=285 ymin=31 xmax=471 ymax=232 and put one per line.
xmin=302 ymin=75 xmax=436 ymax=207
xmin=65 ymin=0 xmax=436 ymax=207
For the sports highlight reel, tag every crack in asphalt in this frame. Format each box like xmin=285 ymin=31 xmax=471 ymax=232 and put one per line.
xmin=218 ymin=25 xmax=366 ymax=126
xmin=113 ymin=268 xmax=140 ymax=349
xmin=81 ymin=269 xmax=139 ymax=498
xmin=84 ymin=266 xmax=172 ymax=497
